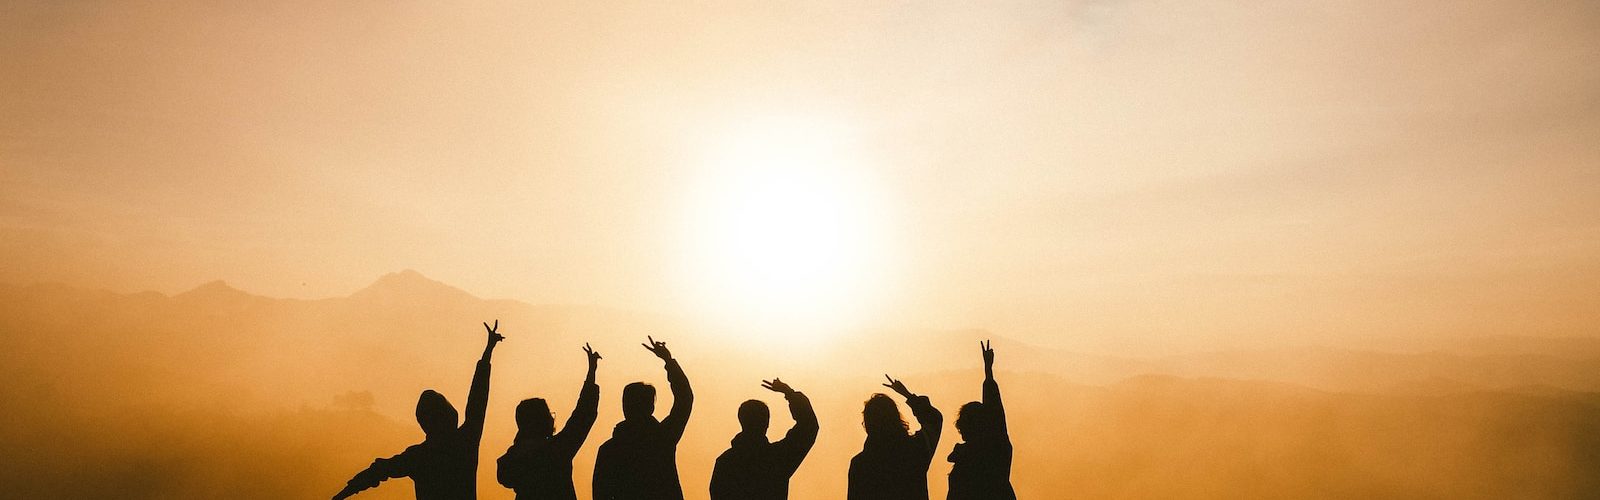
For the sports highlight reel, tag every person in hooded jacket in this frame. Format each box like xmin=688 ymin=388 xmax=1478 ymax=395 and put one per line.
xmin=847 ymin=375 xmax=943 ymax=500
xmin=946 ymin=340 xmax=1015 ymax=500
xmin=592 ymin=336 xmax=693 ymax=500
xmin=496 ymin=343 xmax=603 ymax=500
xmin=333 ymin=320 xmax=505 ymax=500
xmin=708 ymin=378 xmax=818 ymax=500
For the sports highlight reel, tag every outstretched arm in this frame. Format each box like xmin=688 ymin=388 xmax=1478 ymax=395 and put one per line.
xmin=981 ymin=340 xmax=1007 ymax=437
xmin=554 ymin=343 xmax=602 ymax=457
xmin=332 ymin=451 xmax=413 ymax=499
xmin=885 ymin=375 xmax=942 ymax=457
xmin=644 ymin=336 xmax=693 ymax=439
xmin=462 ymin=320 xmax=505 ymax=439
xmin=764 ymin=378 xmax=818 ymax=469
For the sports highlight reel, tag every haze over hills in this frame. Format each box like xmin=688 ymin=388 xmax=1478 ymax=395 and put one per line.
xmin=5 ymin=0 xmax=1598 ymax=498
xmin=2 ymin=271 xmax=1599 ymax=499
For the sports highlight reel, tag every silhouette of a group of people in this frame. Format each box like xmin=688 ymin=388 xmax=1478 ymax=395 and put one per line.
xmin=334 ymin=321 xmax=1015 ymax=500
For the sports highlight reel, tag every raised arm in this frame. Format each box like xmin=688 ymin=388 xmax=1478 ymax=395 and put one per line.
xmin=462 ymin=320 xmax=505 ymax=439
xmin=763 ymin=378 xmax=818 ymax=468
xmin=884 ymin=375 xmax=942 ymax=457
xmin=644 ymin=336 xmax=693 ymax=439
xmin=554 ymin=343 xmax=602 ymax=457
xmin=332 ymin=450 xmax=413 ymax=499
xmin=981 ymin=340 xmax=1007 ymax=436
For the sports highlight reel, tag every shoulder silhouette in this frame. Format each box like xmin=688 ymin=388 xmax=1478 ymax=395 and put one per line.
xmin=946 ymin=340 xmax=1015 ymax=500
xmin=497 ymin=343 xmax=603 ymax=500
xmin=848 ymin=375 xmax=943 ymax=500
xmin=592 ymin=336 xmax=694 ymax=500
xmin=709 ymin=377 xmax=819 ymax=500
xmin=333 ymin=320 xmax=505 ymax=500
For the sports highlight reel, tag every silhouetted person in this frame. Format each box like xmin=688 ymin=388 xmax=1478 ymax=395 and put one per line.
xmin=946 ymin=340 xmax=1015 ymax=500
xmin=497 ymin=343 xmax=603 ymax=500
xmin=848 ymin=375 xmax=943 ymax=500
xmin=333 ymin=320 xmax=506 ymax=500
xmin=709 ymin=378 xmax=819 ymax=500
xmin=592 ymin=336 xmax=693 ymax=500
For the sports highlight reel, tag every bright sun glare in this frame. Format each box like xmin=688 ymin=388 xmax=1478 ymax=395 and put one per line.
xmin=678 ymin=116 xmax=892 ymax=345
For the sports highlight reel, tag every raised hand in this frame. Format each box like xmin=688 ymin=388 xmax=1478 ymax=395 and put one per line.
xmin=483 ymin=320 xmax=506 ymax=347
xmin=883 ymin=374 xmax=915 ymax=399
xmin=981 ymin=340 xmax=995 ymax=368
xmin=582 ymin=342 xmax=602 ymax=383
xmin=761 ymin=377 xmax=797 ymax=395
xmin=641 ymin=335 xmax=673 ymax=361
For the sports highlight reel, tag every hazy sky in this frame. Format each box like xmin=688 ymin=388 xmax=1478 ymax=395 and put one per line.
xmin=3 ymin=0 xmax=1598 ymax=352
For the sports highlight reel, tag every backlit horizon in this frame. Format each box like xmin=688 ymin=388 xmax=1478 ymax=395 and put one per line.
xmin=6 ymin=1 xmax=1599 ymax=355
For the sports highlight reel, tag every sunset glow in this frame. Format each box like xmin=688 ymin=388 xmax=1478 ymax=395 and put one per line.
xmin=677 ymin=117 xmax=891 ymax=340
xmin=4 ymin=1 xmax=1600 ymax=499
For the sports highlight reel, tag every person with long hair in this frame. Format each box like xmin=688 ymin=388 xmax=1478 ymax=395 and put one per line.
xmin=847 ymin=375 xmax=943 ymax=500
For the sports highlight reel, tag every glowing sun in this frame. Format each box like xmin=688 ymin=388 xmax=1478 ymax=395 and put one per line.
xmin=676 ymin=116 xmax=893 ymax=341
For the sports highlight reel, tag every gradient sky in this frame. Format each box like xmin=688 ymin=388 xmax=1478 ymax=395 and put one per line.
xmin=3 ymin=0 xmax=1598 ymax=353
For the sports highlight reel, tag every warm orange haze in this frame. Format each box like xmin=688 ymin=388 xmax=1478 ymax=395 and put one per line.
xmin=3 ymin=1 xmax=1600 ymax=499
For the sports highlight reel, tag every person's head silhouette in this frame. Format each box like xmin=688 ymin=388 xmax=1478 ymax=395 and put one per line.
xmin=955 ymin=401 xmax=997 ymax=441
xmin=622 ymin=382 xmax=656 ymax=420
xmin=415 ymin=389 xmax=458 ymax=437
xmin=737 ymin=399 xmax=770 ymax=435
xmin=862 ymin=393 xmax=909 ymax=437
xmin=515 ymin=398 xmax=556 ymax=439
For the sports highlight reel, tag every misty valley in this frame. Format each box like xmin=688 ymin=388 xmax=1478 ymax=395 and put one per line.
xmin=3 ymin=272 xmax=1597 ymax=499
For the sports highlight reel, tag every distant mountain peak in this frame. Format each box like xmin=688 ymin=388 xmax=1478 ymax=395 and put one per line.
xmin=372 ymin=269 xmax=430 ymax=286
xmin=349 ymin=270 xmax=476 ymax=303
xmin=174 ymin=280 xmax=256 ymax=302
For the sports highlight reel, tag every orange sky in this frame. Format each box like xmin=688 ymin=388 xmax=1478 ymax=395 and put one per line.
xmin=3 ymin=0 xmax=1598 ymax=353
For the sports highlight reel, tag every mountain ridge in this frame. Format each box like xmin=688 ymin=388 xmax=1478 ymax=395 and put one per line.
xmin=4 ymin=272 xmax=1600 ymax=499
xmin=5 ymin=272 xmax=1600 ymax=397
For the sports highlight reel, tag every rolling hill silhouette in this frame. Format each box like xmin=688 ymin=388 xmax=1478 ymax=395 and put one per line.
xmin=348 ymin=269 xmax=480 ymax=306
xmin=1 ymin=272 xmax=1598 ymax=499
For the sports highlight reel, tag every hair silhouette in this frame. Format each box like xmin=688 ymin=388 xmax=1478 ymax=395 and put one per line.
xmin=848 ymin=375 xmax=943 ymax=500
xmin=497 ymin=343 xmax=603 ymax=500
xmin=709 ymin=378 xmax=819 ymax=500
xmin=863 ymin=393 xmax=910 ymax=437
xmin=946 ymin=340 xmax=1016 ymax=499
xmin=333 ymin=320 xmax=505 ymax=500
xmin=622 ymin=382 xmax=657 ymax=420
xmin=516 ymin=398 xmax=556 ymax=439
xmin=592 ymin=336 xmax=693 ymax=500
xmin=737 ymin=399 xmax=770 ymax=431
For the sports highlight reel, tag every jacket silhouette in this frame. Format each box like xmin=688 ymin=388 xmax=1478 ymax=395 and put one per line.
xmin=333 ymin=321 xmax=505 ymax=500
xmin=848 ymin=376 xmax=943 ymax=500
xmin=497 ymin=344 xmax=603 ymax=500
xmin=709 ymin=378 xmax=819 ymax=500
xmin=592 ymin=337 xmax=693 ymax=500
xmin=947 ymin=340 xmax=1015 ymax=500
